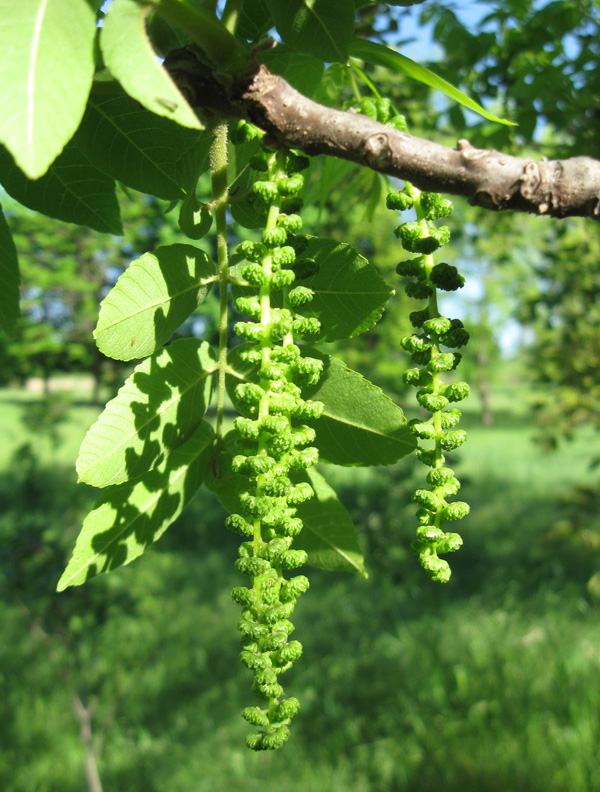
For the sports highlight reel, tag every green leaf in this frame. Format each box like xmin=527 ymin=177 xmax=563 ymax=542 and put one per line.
xmin=227 ymin=346 xmax=416 ymax=466
xmin=101 ymin=0 xmax=202 ymax=130
xmin=77 ymin=339 xmax=216 ymax=488
xmin=0 ymin=0 xmax=96 ymax=178
xmin=0 ymin=141 xmax=122 ymax=234
xmin=266 ymin=0 xmax=354 ymax=63
xmin=237 ymin=0 xmax=273 ymax=41
xmin=294 ymin=237 xmax=394 ymax=341
xmin=77 ymin=81 xmax=211 ymax=200
xmin=0 ymin=203 xmax=20 ymax=335
xmin=57 ymin=421 xmax=214 ymax=590
xmin=350 ymin=38 xmax=516 ymax=126
xmin=303 ymin=349 xmax=416 ymax=465
xmin=95 ymin=244 xmax=216 ymax=361
xmin=292 ymin=467 xmax=366 ymax=575
xmin=203 ymin=433 xmax=365 ymax=574
xmin=260 ymin=47 xmax=324 ymax=97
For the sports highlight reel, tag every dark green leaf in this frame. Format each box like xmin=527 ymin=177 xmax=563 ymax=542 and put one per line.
xmin=178 ymin=196 xmax=213 ymax=239
xmin=0 ymin=140 xmax=122 ymax=234
xmin=292 ymin=467 xmax=366 ymax=574
xmin=294 ymin=237 xmax=394 ymax=341
xmin=57 ymin=421 xmax=214 ymax=590
xmin=77 ymin=81 xmax=211 ymax=200
xmin=237 ymin=0 xmax=273 ymax=41
xmin=95 ymin=244 xmax=216 ymax=361
xmin=232 ymin=235 xmax=393 ymax=341
xmin=227 ymin=346 xmax=416 ymax=466
xmin=260 ymin=47 xmax=324 ymax=97
xmin=0 ymin=0 xmax=96 ymax=178
xmin=0 ymin=203 xmax=19 ymax=335
xmin=302 ymin=348 xmax=416 ymax=465
xmin=266 ymin=0 xmax=354 ymax=63
xmin=77 ymin=339 xmax=216 ymax=487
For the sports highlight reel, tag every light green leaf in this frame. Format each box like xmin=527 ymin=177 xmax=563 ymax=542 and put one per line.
xmin=227 ymin=346 xmax=416 ymax=466
xmin=350 ymin=38 xmax=516 ymax=126
xmin=95 ymin=244 xmax=216 ymax=361
xmin=295 ymin=237 xmax=394 ymax=341
xmin=0 ymin=0 xmax=96 ymax=178
xmin=57 ymin=421 xmax=214 ymax=590
xmin=77 ymin=81 xmax=211 ymax=200
xmin=0 ymin=203 xmax=20 ymax=335
xmin=266 ymin=0 xmax=354 ymax=63
xmin=237 ymin=0 xmax=273 ymax=41
xmin=101 ymin=0 xmax=202 ymax=130
xmin=0 ymin=140 xmax=122 ymax=234
xmin=77 ymin=339 xmax=216 ymax=488
xmin=203 ymin=433 xmax=365 ymax=574
xmin=293 ymin=467 xmax=366 ymax=575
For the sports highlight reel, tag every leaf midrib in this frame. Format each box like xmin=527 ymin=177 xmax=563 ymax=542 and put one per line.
xmin=97 ymin=273 xmax=215 ymax=334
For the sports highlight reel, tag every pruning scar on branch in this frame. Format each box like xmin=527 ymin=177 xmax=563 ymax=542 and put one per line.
xmin=165 ymin=49 xmax=600 ymax=222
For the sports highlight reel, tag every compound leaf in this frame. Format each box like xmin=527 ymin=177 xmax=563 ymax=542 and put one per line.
xmin=95 ymin=244 xmax=216 ymax=361
xmin=101 ymin=0 xmax=202 ymax=130
xmin=57 ymin=421 xmax=214 ymax=590
xmin=77 ymin=339 xmax=216 ymax=487
xmin=0 ymin=0 xmax=96 ymax=178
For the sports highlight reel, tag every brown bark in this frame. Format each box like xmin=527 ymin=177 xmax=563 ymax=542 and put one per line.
xmin=165 ymin=49 xmax=600 ymax=223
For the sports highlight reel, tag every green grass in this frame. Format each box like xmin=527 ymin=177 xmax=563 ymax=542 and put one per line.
xmin=1 ymin=377 xmax=600 ymax=791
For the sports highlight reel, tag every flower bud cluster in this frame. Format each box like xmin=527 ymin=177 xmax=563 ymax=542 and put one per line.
xmin=389 ymin=183 xmax=471 ymax=583
xmin=229 ymin=126 xmax=323 ymax=750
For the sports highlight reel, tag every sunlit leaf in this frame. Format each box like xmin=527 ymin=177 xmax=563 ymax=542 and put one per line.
xmin=95 ymin=244 xmax=216 ymax=361
xmin=77 ymin=339 xmax=216 ymax=487
xmin=101 ymin=0 xmax=202 ymax=130
xmin=0 ymin=0 xmax=96 ymax=178
xmin=57 ymin=421 xmax=214 ymax=590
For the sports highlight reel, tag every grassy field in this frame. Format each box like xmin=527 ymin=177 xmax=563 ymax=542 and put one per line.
xmin=1 ymin=374 xmax=600 ymax=791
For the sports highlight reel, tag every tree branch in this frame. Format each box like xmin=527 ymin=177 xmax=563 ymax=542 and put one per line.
xmin=165 ymin=49 xmax=600 ymax=222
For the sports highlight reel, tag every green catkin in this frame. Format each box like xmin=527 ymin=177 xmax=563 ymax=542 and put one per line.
xmin=387 ymin=134 xmax=470 ymax=583
xmin=229 ymin=124 xmax=322 ymax=751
